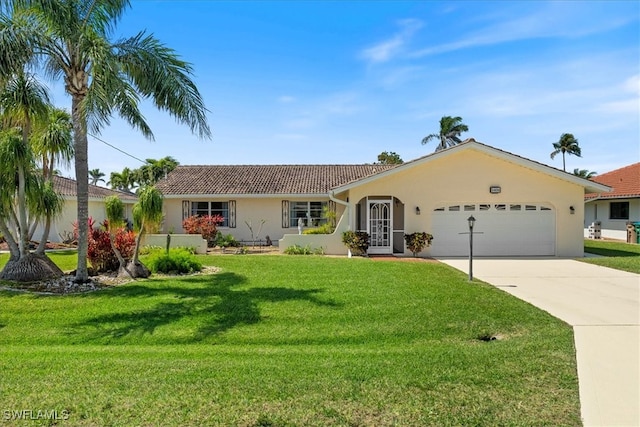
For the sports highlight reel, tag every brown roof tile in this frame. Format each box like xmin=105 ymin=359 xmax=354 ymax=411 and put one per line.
xmin=53 ymin=176 xmax=137 ymax=201
xmin=585 ymin=162 xmax=640 ymax=200
xmin=155 ymin=164 xmax=397 ymax=196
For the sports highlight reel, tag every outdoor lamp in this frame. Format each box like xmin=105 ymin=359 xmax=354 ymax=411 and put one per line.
xmin=467 ymin=215 xmax=476 ymax=230
xmin=415 ymin=206 xmax=421 ymax=215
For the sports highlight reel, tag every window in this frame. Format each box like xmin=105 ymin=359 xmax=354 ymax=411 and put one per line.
xmin=464 ymin=204 xmax=476 ymax=211
xmin=289 ymin=201 xmax=327 ymax=227
xmin=191 ymin=201 xmax=229 ymax=227
xmin=610 ymin=202 xmax=629 ymax=220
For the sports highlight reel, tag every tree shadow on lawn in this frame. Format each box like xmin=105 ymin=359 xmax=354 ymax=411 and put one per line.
xmin=586 ymin=248 xmax=640 ymax=257
xmin=73 ymin=272 xmax=342 ymax=343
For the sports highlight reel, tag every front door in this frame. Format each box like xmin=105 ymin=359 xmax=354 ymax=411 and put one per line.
xmin=368 ymin=201 xmax=392 ymax=254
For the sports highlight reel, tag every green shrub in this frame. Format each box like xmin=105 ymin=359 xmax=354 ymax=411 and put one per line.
xmin=302 ymin=223 xmax=334 ymax=234
xmin=139 ymin=245 xmax=163 ymax=256
xmin=216 ymin=232 xmax=241 ymax=248
xmin=145 ymin=248 xmax=202 ymax=274
xmin=284 ymin=244 xmax=324 ymax=255
xmin=342 ymin=231 xmax=369 ymax=255
xmin=404 ymin=232 xmax=434 ymax=257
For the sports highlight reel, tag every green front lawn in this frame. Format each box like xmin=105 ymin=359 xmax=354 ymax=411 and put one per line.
xmin=0 ymin=255 xmax=581 ymax=426
xmin=582 ymin=239 xmax=640 ymax=274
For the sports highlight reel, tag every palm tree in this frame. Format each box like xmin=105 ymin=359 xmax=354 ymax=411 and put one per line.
xmin=104 ymin=195 xmax=128 ymax=276
xmin=32 ymin=107 xmax=73 ymax=182
xmin=550 ymin=133 xmax=581 ymax=172
xmin=0 ymin=72 xmax=49 ymax=257
xmin=573 ymin=168 xmax=597 ymax=179
xmin=89 ymin=168 xmax=105 ymax=186
xmin=29 ymin=105 xmax=72 ymax=246
xmin=0 ymin=0 xmax=211 ymax=282
xmin=128 ymin=186 xmax=163 ymax=278
xmin=109 ymin=167 xmax=136 ymax=193
xmin=421 ymin=116 xmax=469 ymax=151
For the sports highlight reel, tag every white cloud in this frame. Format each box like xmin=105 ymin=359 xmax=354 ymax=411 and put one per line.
xmin=410 ymin=3 xmax=636 ymax=58
xmin=360 ymin=19 xmax=423 ymax=64
xmin=277 ymin=95 xmax=296 ymax=103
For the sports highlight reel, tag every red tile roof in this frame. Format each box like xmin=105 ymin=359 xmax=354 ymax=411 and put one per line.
xmin=585 ymin=163 xmax=640 ymax=200
xmin=53 ymin=176 xmax=137 ymax=201
xmin=155 ymin=164 xmax=397 ymax=196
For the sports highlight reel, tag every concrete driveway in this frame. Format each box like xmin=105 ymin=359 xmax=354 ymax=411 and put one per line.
xmin=438 ymin=258 xmax=639 ymax=427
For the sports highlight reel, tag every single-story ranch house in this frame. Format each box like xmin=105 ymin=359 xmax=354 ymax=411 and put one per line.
xmin=584 ymin=162 xmax=640 ymax=241
xmin=156 ymin=140 xmax=609 ymax=257
xmin=37 ymin=176 xmax=137 ymax=243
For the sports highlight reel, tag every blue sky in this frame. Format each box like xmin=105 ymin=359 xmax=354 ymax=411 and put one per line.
xmin=50 ymin=1 xmax=639 ymax=180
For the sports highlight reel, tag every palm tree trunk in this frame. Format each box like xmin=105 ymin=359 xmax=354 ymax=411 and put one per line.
xmin=562 ymin=152 xmax=566 ymax=171
xmin=35 ymin=216 xmax=52 ymax=255
xmin=0 ymin=221 xmax=20 ymax=260
xmin=72 ymin=94 xmax=90 ymax=283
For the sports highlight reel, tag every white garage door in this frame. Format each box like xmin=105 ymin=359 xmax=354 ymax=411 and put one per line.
xmin=431 ymin=203 xmax=555 ymax=256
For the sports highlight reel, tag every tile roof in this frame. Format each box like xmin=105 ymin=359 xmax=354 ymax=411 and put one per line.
xmin=585 ymin=162 xmax=640 ymax=200
xmin=53 ymin=176 xmax=138 ymax=201
xmin=155 ymin=164 xmax=397 ymax=196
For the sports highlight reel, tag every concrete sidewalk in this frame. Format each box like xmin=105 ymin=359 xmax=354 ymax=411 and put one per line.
xmin=438 ymin=258 xmax=639 ymax=427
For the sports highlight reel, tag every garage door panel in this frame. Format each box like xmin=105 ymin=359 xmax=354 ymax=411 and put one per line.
xmin=431 ymin=204 xmax=555 ymax=257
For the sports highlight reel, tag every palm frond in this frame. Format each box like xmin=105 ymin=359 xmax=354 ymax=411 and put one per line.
xmin=115 ymin=31 xmax=211 ymax=139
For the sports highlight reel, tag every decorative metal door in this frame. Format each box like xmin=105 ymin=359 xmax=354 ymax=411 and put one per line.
xmin=368 ymin=201 xmax=391 ymax=254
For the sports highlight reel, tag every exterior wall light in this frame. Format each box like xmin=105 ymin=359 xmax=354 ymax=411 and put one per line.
xmin=570 ymin=206 xmax=575 ymax=214
xmin=415 ymin=206 xmax=421 ymax=215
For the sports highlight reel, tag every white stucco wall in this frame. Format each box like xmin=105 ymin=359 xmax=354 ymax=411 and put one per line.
xmin=161 ymin=197 xmax=345 ymax=244
xmin=34 ymin=198 xmax=134 ymax=243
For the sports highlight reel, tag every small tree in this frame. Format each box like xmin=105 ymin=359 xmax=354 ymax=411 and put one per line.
xmin=404 ymin=232 xmax=434 ymax=257
xmin=376 ymin=151 xmax=403 ymax=165
xmin=245 ymin=219 xmax=266 ymax=247
xmin=129 ymin=187 xmax=164 ymax=278
xmin=183 ymin=215 xmax=224 ymax=247
xmin=105 ymin=196 xmax=129 ymax=276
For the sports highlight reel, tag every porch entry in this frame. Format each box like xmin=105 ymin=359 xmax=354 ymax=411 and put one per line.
xmin=368 ymin=200 xmax=391 ymax=254
xmin=357 ymin=196 xmax=405 ymax=254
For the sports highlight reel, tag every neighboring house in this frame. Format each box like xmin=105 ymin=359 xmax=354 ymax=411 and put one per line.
xmin=584 ymin=162 xmax=640 ymax=241
xmin=156 ymin=140 xmax=609 ymax=257
xmin=34 ymin=176 xmax=138 ymax=243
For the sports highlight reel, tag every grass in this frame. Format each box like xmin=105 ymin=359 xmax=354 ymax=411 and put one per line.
xmin=582 ymin=239 xmax=640 ymax=274
xmin=0 ymin=254 xmax=581 ymax=426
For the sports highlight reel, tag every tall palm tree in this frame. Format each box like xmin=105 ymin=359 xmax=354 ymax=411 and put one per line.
xmin=0 ymin=72 xmax=49 ymax=258
xmin=421 ymin=116 xmax=469 ymax=151
xmin=29 ymin=105 xmax=72 ymax=244
xmin=550 ymin=133 xmax=581 ymax=172
xmin=89 ymin=168 xmax=105 ymax=185
xmin=573 ymin=168 xmax=597 ymax=179
xmin=0 ymin=0 xmax=211 ymax=282
xmin=32 ymin=107 xmax=74 ymax=182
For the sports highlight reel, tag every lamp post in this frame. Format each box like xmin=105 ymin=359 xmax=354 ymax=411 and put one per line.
xmin=467 ymin=215 xmax=475 ymax=281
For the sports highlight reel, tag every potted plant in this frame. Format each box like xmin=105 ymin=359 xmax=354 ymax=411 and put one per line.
xmin=404 ymin=232 xmax=434 ymax=257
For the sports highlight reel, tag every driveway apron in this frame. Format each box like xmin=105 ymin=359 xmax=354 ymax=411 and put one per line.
xmin=437 ymin=258 xmax=639 ymax=427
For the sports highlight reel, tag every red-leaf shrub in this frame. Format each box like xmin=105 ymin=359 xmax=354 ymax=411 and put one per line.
xmin=182 ymin=215 xmax=224 ymax=246
xmin=74 ymin=218 xmax=136 ymax=272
